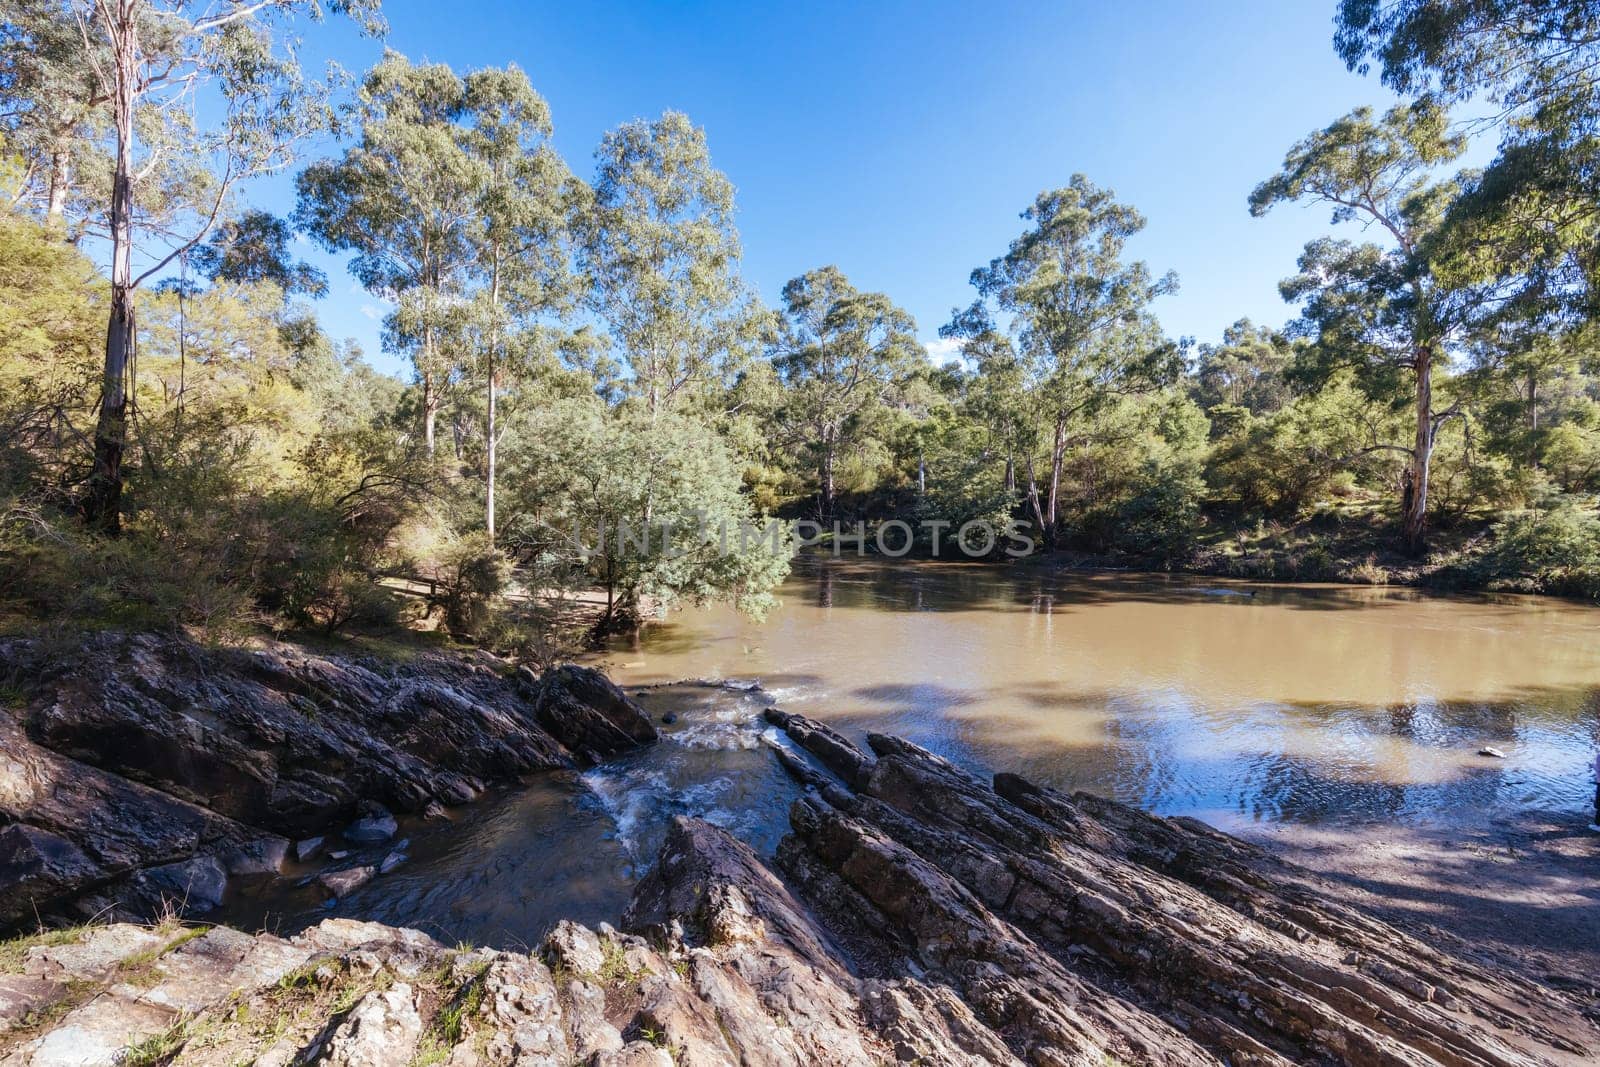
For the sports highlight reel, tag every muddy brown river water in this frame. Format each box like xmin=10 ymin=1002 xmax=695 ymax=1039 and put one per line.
xmin=232 ymin=557 xmax=1600 ymax=949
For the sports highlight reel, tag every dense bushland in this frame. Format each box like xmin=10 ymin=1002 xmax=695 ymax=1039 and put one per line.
xmin=5 ymin=0 xmax=1600 ymax=656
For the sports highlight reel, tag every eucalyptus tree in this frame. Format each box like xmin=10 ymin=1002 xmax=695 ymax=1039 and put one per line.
xmin=193 ymin=209 xmax=327 ymax=296
xmin=945 ymin=322 xmax=1040 ymax=522
xmin=1251 ymin=102 xmax=1494 ymax=553
xmin=0 ymin=0 xmax=110 ymax=223
xmin=1336 ymin=1 xmax=1600 ymax=322
xmin=51 ymin=0 xmax=384 ymax=534
xmin=954 ymin=176 xmax=1180 ymax=543
xmin=457 ymin=66 xmax=578 ymax=542
xmin=1192 ymin=319 xmax=1297 ymax=415
xmin=297 ymin=52 xmax=480 ymax=461
xmin=772 ymin=265 xmax=922 ymax=518
xmin=583 ymin=110 xmax=767 ymax=420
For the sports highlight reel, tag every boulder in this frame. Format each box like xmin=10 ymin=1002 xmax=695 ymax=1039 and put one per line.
xmin=343 ymin=812 xmax=397 ymax=845
xmin=536 ymin=664 xmax=658 ymax=763
xmin=0 ymin=630 xmax=668 ymax=928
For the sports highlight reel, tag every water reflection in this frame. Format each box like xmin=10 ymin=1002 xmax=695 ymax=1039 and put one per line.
xmin=222 ymin=558 xmax=1600 ymax=952
xmin=601 ymin=556 xmax=1600 ymax=830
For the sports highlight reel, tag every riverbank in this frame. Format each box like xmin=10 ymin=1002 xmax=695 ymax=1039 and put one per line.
xmin=4 ymin=626 xmax=1597 ymax=1062
xmin=1019 ymin=503 xmax=1598 ymax=601
xmin=3 ymin=713 xmax=1595 ymax=1065
xmin=1260 ymin=811 xmax=1600 ymax=993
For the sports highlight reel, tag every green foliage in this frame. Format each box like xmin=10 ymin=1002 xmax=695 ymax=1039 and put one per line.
xmin=1474 ymin=498 xmax=1600 ymax=598
xmin=503 ymin=399 xmax=792 ymax=630
xmin=422 ymin=530 xmax=511 ymax=639
xmin=772 ymin=266 xmax=923 ymax=517
xmin=583 ymin=110 xmax=769 ymax=417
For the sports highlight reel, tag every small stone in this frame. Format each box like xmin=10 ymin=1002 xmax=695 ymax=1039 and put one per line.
xmin=295 ymin=837 xmax=326 ymax=862
xmin=1478 ymin=747 xmax=1507 ymax=759
xmin=422 ymin=801 xmax=449 ymax=820
xmin=318 ymin=866 xmax=376 ymax=899
xmin=661 ymin=712 xmax=678 ymax=725
xmin=378 ymin=851 xmax=408 ymax=875
xmin=344 ymin=813 xmax=398 ymax=844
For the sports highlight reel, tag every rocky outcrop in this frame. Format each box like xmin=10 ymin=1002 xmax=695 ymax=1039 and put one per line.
xmin=758 ymin=715 xmax=1599 ymax=1066
xmin=536 ymin=664 xmax=660 ymax=763
xmin=3 ymin=714 xmax=1592 ymax=1066
xmin=0 ymin=631 xmax=656 ymax=931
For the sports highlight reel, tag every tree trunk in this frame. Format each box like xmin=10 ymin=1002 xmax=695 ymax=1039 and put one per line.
xmin=486 ymin=367 xmax=497 ymax=542
xmin=1024 ymin=454 xmax=1051 ymax=547
xmin=486 ymin=259 xmax=501 ymax=543
xmin=422 ymin=369 xmax=438 ymax=458
xmin=819 ymin=437 xmax=836 ymax=519
xmin=1402 ymin=346 xmax=1433 ymax=556
xmin=1046 ymin=416 xmax=1066 ymax=534
xmin=46 ymin=139 xmax=71 ymax=220
xmin=85 ymin=14 xmax=138 ymax=536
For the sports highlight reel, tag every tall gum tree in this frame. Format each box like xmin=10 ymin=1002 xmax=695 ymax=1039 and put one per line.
xmin=953 ymin=176 xmax=1180 ymax=544
xmin=296 ymin=51 xmax=481 ymax=462
xmin=772 ymin=265 xmax=922 ymax=519
xmin=0 ymin=0 xmax=111 ymax=225
xmin=60 ymin=0 xmax=384 ymax=533
xmin=582 ymin=110 xmax=767 ymax=421
xmin=1251 ymin=102 xmax=1496 ymax=554
xmin=458 ymin=65 xmax=578 ymax=543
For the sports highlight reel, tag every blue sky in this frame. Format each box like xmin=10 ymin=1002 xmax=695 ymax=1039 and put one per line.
xmin=250 ymin=0 xmax=1425 ymax=376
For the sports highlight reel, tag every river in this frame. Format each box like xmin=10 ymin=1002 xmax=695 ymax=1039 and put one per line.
xmin=232 ymin=557 xmax=1600 ymax=949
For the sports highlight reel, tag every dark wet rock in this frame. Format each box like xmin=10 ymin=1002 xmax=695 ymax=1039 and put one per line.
xmin=221 ymin=836 xmax=289 ymax=876
xmin=295 ymin=836 xmax=325 ymax=862
xmin=318 ymin=865 xmax=376 ymax=899
xmin=343 ymin=812 xmax=397 ymax=845
xmin=660 ymin=712 xmax=678 ymax=724
xmin=0 ymin=631 xmax=658 ymax=930
xmin=138 ymin=855 xmax=228 ymax=913
xmin=0 ymin=631 xmax=576 ymax=842
xmin=378 ymin=850 xmax=407 ymax=875
xmin=763 ymin=706 xmax=876 ymax=788
xmin=536 ymin=664 xmax=658 ymax=763
xmin=0 ymin=707 xmax=260 ymax=927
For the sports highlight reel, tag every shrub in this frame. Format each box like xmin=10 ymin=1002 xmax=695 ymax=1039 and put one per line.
xmin=1474 ymin=500 xmax=1600 ymax=598
xmin=423 ymin=532 xmax=511 ymax=639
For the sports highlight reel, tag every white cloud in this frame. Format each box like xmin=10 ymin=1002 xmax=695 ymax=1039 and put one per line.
xmin=922 ymin=337 xmax=962 ymax=362
xmin=359 ymin=304 xmax=387 ymax=320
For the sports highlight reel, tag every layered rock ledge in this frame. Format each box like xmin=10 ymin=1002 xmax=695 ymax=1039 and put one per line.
xmin=0 ymin=631 xmax=655 ymax=928
xmin=1 ymin=703 xmax=1594 ymax=1066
